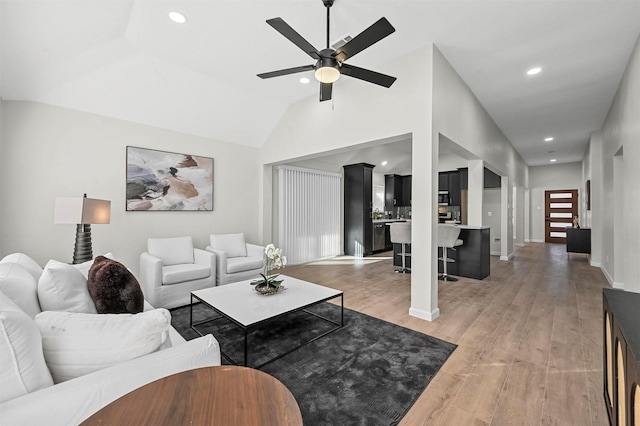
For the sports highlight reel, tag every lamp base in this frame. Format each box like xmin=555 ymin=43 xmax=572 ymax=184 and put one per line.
xmin=73 ymin=224 xmax=93 ymax=264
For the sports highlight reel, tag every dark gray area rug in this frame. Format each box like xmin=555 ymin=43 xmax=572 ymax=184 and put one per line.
xmin=170 ymin=302 xmax=456 ymax=426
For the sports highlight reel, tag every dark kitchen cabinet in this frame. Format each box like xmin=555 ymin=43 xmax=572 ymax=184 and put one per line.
xmin=448 ymin=172 xmax=461 ymax=206
xmin=384 ymin=174 xmax=403 ymax=207
xmin=344 ymin=163 xmax=374 ymax=256
xmin=401 ymin=175 xmax=412 ymax=206
xmin=385 ymin=174 xmax=411 ymax=207
xmin=459 ymin=168 xmax=468 ymax=190
xmin=438 ymin=173 xmax=449 ymax=191
xmin=438 ymin=171 xmax=461 ymax=206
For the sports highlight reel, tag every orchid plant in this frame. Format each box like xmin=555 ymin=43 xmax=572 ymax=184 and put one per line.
xmin=251 ymin=244 xmax=287 ymax=288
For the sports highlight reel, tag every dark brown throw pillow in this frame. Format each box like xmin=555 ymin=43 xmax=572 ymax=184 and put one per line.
xmin=87 ymin=256 xmax=144 ymax=314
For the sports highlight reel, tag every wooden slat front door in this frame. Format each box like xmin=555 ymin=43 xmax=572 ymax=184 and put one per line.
xmin=545 ymin=189 xmax=578 ymax=243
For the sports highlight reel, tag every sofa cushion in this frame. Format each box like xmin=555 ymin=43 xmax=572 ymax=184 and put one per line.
xmin=0 ymin=291 xmax=54 ymax=403
xmin=226 ymin=255 xmax=264 ymax=274
xmin=87 ymin=256 xmax=144 ymax=314
xmin=37 ymin=260 xmax=97 ymax=314
xmin=0 ymin=253 xmax=43 ymax=282
xmin=0 ymin=263 xmax=41 ymax=318
xmin=35 ymin=308 xmax=172 ymax=383
xmin=209 ymin=233 xmax=247 ymax=258
xmin=147 ymin=237 xmax=194 ymax=266
xmin=161 ymin=264 xmax=211 ymax=285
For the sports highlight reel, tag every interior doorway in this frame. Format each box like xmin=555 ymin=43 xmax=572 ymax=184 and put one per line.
xmin=544 ymin=189 xmax=578 ymax=243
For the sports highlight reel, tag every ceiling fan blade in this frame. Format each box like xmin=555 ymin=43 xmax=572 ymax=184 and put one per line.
xmin=266 ymin=18 xmax=321 ymax=60
xmin=257 ymin=64 xmax=315 ymax=79
xmin=334 ymin=17 xmax=395 ymax=62
xmin=320 ymin=82 xmax=333 ymax=102
xmin=340 ymin=63 xmax=396 ymax=88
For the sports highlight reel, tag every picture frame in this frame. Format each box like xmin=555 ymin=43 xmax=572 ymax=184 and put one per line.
xmin=126 ymin=146 xmax=213 ymax=211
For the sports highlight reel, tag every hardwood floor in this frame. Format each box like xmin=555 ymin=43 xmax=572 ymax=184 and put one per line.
xmin=279 ymin=242 xmax=610 ymax=425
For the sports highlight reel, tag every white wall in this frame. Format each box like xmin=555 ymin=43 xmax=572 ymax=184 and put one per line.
xmin=432 ymin=48 xmax=527 ymax=262
xmin=0 ymin=101 xmax=262 ymax=275
xmin=596 ymin=35 xmax=640 ymax=293
xmin=483 ymin=188 xmax=501 ymax=254
xmin=262 ymin=46 xmax=439 ymax=320
xmin=528 ymin=162 xmax=584 ymax=242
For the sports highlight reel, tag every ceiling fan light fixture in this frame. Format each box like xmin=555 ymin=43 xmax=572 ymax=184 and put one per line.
xmin=315 ymin=57 xmax=341 ymax=83
xmin=315 ymin=66 xmax=340 ymax=83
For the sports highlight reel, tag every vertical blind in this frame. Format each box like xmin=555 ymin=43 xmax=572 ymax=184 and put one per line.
xmin=278 ymin=166 xmax=341 ymax=265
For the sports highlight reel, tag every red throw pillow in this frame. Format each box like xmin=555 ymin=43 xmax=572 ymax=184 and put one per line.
xmin=87 ymin=256 xmax=144 ymax=314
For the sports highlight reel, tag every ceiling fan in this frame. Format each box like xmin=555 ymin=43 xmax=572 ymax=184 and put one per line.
xmin=257 ymin=0 xmax=397 ymax=102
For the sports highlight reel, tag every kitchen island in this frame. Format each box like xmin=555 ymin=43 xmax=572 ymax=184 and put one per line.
xmin=392 ymin=225 xmax=490 ymax=280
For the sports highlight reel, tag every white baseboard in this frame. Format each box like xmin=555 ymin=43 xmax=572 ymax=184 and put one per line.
xmin=409 ymin=307 xmax=440 ymax=321
xmin=530 ymin=239 xmax=545 ymax=243
xmin=525 ymin=239 xmax=531 ymax=243
xmin=500 ymin=253 xmax=514 ymax=261
xmin=599 ymin=265 xmax=624 ymax=288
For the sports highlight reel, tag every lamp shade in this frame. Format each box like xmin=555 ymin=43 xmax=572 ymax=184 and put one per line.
xmin=54 ymin=197 xmax=111 ymax=224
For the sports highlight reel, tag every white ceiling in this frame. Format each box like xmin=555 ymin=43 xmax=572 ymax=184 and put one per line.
xmin=1 ymin=0 xmax=639 ymax=169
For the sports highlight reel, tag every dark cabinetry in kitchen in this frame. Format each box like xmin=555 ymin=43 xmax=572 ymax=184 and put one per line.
xmin=401 ymin=175 xmax=412 ymax=206
xmin=385 ymin=174 xmax=411 ymax=206
xmin=385 ymin=174 xmax=402 ymax=207
xmin=438 ymin=171 xmax=461 ymax=206
xmin=344 ymin=163 xmax=374 ymax=256
xmin=484 ymin=168 xmax=501 ymax=188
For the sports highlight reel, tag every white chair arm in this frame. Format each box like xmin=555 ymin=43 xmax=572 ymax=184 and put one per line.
xmin=246 ymin=244 xmax=265 ymax=258
xmin=193 ymin=249 xmax=216 ymax=279
xmin=205 ymin=246 xmax=227 ymax=277
xmin=138 ymin=252 xmax=163 ymax=307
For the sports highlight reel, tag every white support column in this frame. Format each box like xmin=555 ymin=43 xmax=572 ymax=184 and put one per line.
xmin=514 ymin=185 xmax=525 ymax=247
xmin=500 ymin=175 xmax=514 ymax=261
xmin=467 ymin=160 xmax=484 ymax=226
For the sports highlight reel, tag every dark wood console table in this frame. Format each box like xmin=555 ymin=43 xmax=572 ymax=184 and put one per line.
xmin=81 ymin=366 xmax=303 ymax=425
xmin=566 ymin=228 xmax=591 ymax=255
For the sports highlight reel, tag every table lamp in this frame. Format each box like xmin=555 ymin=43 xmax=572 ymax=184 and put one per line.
xmin=54 ymin=194 xmax=111 ymax=264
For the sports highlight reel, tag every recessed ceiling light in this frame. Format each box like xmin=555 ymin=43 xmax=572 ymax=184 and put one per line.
xmin=299 ymin=77 xmax=310 ymax=84
xmin=527 ymin=67 xmax=542 ymax=76
xmin=544 ymin=137 xmax=554 ymax=142
xmin=381 ymin=161 xmax=388 ymax=166
xmin=550 ymin=159 xmax=557 ymax=163
xmin=168 ymin=11 xmax=187 ymax=24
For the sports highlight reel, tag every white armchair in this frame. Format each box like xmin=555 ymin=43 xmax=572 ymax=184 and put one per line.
xmin=139 ymin=236 xmax=215 ymax=309
xmin=205 ymin=233 xmax=265 ymax=285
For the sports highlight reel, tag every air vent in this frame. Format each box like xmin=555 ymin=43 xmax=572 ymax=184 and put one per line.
xmin=331 ymin=34 xmax=352 ymax=50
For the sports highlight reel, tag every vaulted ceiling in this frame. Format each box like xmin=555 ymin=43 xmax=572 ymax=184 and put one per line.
xmin=1 ymin=0 xmax=639 ymax=167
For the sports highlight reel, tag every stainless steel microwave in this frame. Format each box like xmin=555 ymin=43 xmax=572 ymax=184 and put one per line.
xmin=438 ymin=191 xmax=449 ymax=205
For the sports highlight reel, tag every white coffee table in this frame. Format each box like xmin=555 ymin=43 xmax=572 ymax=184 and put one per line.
xmin=190 ymin=275 xmax=344 ymax=368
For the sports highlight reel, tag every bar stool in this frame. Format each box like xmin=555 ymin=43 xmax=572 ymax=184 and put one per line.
xmin=390 ymin=222 xmax=411 ymax=274
xmin=438 ymin=224 xmax=463 ymax=281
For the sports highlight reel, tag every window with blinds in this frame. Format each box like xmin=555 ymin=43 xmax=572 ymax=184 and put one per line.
xmin=277 ymin=166 xmax=341 ymax=265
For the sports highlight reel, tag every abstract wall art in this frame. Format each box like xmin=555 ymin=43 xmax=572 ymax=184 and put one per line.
xmin=126 ymin=146 xmax=213 ymax=211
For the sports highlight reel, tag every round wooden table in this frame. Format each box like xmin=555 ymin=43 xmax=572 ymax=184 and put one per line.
xmin=81 ymin=366 xmax=303 ymax=425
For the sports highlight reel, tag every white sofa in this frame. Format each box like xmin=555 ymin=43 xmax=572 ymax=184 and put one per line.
xmin=0 ymin=253 xmax=221 ymax=425
xmin=205 ymin=233 xmax=265 ymax=285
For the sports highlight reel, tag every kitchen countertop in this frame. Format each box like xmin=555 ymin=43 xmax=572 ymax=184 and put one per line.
xmin=372 ymin=219 xmax=409 ymax=223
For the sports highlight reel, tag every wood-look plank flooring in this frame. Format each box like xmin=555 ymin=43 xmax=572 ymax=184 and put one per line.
xmin=279 ymin=242 xmax=610 ymax=425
